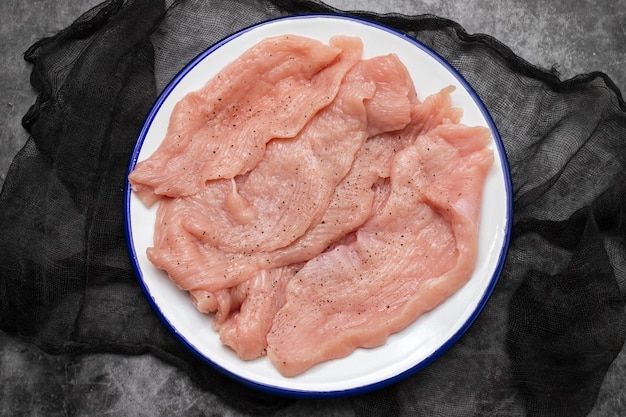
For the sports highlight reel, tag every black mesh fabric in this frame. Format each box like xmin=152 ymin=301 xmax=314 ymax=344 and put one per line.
xmin=1 ymin=0 xmax=625 ymax=415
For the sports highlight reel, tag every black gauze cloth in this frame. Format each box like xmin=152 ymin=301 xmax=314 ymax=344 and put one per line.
xmin=1 ymin=0 xmax=625 ymax=415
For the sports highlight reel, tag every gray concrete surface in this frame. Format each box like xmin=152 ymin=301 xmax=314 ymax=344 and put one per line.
xmin=1 ymin=0 xmax=625 ymax=415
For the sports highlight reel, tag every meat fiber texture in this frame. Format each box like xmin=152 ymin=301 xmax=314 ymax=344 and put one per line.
xmin=128 ymin=34 xmax=494 ymax=377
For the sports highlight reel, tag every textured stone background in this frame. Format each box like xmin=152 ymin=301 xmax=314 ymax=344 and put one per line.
xmin=1 ymin=0 xmax=625 ymax=415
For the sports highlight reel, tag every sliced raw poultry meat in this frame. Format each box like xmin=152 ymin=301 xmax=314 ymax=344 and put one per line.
xmin=146 ymin=54 xmax=418 ymax=293
xmin=185 ymin=127 xmax=418 ymax=355
xmin=190 ymin=266 xmax=299 ymax=361
xmin=269 ymin=143 xmax=388 ymax=266
xmin=146 ymin=193 xmax=260 ymax=293
xmin=181 ymin=66 xmax=376 ymax=254
xmin=128 ymin=35 xmax=363 ymax=205
xmin=216 ymin=266 xmax=299 ymax=360
xmin=292 ymin=85 xmax=464 ymax=243
xmin=411 ymin=85 xmax=462 ymax=131
xmin=270 ymin=110 xmax=423 ymax=267
xmin=266 ymin=123 xmax=494 ymax=377
xmin=130 ymin=34 xmax=495 ymax=376
xmin=181 ymin=53 xmax=415 ymax=255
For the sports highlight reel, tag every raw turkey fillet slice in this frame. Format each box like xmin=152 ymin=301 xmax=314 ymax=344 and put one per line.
xmin=180 ymin=54 xmax=375 ymax=254
xmin=145 ymin=53 xmax=419 ymax=294
xmin=180 ymin=53 xmax=417 ymax=254
xmin=266 ymin=124 xmax=493 ymax=376
xmin=216 ymin=265 xmax=298 ymax=360
xmin=128 ymin=35 xmax=362 ymax=205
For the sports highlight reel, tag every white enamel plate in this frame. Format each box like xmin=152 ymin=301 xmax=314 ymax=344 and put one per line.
xmin=124 ymin=14 xmax=513 ymax=398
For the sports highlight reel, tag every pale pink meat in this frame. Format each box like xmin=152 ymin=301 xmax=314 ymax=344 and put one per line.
xmin=180 ymin=64 xmax=376 ymax=254
xmin=128 ymin=35 xmax=363 ymax=205
xmin=216 ymin=266 xmax=298 ymax=360
xmin=412 ymin=85 xmax=462 ymax=130
xmin=146 ymin=194 xmax=260 ymax=293
xmin=266 ymin=124 xmax=493 ymax=376
xmin=181 ymin=54 xmax=416 ymax=255
xmin=146 ymin=54 xmax=419 ymax=293
xmin=131 ymin=35 xmax=494 ymax=376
